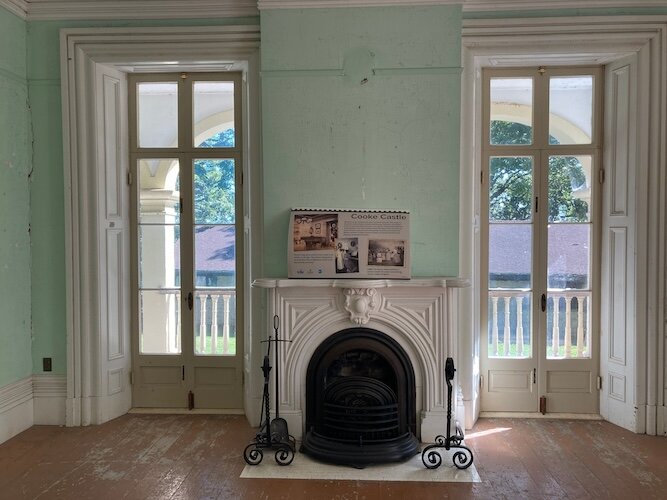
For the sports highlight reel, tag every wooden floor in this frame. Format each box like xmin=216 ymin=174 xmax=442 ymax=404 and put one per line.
xmin=0 ymin=415 xmax=665 ymax=499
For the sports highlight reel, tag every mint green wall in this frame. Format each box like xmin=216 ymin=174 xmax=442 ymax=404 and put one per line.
xmin=0 ymin=8 xmax=32 ymax=387
xmin=261 ymin=6 xmax=462 ymax=277
xmin=26 ymin=17 xmax=258 ymax=376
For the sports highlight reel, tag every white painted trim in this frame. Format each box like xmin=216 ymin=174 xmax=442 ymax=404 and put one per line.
xmin=258 ymin=0 xmax=463 ymax=9
xmin=0 ymin=377 xmax=33 ymax=445
xmin=33 ymin=374 xmax=67 ymax=425
xmin=257 ymin=0 xmax=667 ymax=11
xmin=4 ymin=0 xmax=666 ymax=20
xmin=253 ymin=277 xmax=471 ymax=289
xmin=463 ymin=0 xmax=667 ymax=12
xmin=0 ymin=376 xmax=32 ymax=415
xmin=461 ymin=16 xmax=666 ymax=434
xmin=479 ymin=412 xmax=603 ymax=420
xmin=0 ymin=0 xmax=28 ymax=19
xmin=61 ymin=25 xmax=261 ymax=427
xmin=24 ymin=0 xmax=258 ymax=21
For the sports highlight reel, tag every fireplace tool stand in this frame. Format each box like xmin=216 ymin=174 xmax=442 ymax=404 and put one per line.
xmin=243 ymin=315 xmax=296 ymax=466
xmin=422 ymin=357 xmax=474 ymax=470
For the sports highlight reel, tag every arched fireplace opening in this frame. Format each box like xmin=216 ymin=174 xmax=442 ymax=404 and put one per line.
xmin=301 ymin=328 xmax=420 ymax=467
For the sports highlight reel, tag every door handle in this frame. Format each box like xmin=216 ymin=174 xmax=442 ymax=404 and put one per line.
xmin=187 ymin=292 xmax=193 ymax=311
xmin=541 ymin=293 xmax=546 ymax=312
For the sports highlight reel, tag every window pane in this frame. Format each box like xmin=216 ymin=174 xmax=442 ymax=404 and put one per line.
xmin=489 ymin=224 xmax=532 ymax=289
xmin=138 ymin=159 xmax=180 ymax=224
xmin=140 ymin=290 xmax=181 ymax=354
xmin=490 ymin=78 xmax=533 ymax=145
xmin=193 ymin=291 xmax=237 ymax=356
xmin=548 ymin=155 xmax=591 ymax=223
xmin=194 ymin=159 xmax=235 ymax=224
xmin=139 ymin=225 xmax=180 ymax=289
xmin=194 ymin=81 xmax=235 ymax=148
xmin=194 ymin=225 xmax=236 ymax=288
xmin=193 ymin=225 xmax=236 ymax=357
xmin=137 ymin=82 xmax=178 ymax=148
xmin=488 ymin=292 xmax=532 ymax=358
xmin=546 ymin=293 xmax=591 ymax=359
xmin=489 ymin=156 xmax=533 ymax=222
xmin=549 ymin=76 xmax=593 ymax=145
xmin=548 ymin=224 xmax=590 ymax=290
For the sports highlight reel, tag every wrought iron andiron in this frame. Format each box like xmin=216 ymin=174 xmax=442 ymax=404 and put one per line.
xmin=422 ymin=357 xmax=474 ymax=470
xmin=243 ymin=315 xmax=296 ymax=466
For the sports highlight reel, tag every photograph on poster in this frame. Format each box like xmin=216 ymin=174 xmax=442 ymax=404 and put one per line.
xmin=368 ymin=239 xmax=405 ymax=267
xmin=292 ymin=213 xmax=338 ymax=251
xmin=334 ymin=238 xmax=359 ymax=274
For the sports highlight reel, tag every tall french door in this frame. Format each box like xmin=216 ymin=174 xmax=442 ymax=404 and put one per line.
xmin=129 ymin=72 xmax=244 ymax=409
xmin=480 ymin=67 xmax=602 ymax=414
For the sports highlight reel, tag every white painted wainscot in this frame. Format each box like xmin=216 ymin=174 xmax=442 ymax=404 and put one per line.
xmin=253 ymin=278 xmax=469 ymax=442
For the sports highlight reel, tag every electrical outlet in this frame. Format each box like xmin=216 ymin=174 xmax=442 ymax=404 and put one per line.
xmin=43 ymin=357 xmax=52 ymax=372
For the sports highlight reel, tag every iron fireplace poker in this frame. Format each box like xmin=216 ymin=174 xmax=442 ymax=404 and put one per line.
xmin=243 ymin=315 xmax=296 ymax=466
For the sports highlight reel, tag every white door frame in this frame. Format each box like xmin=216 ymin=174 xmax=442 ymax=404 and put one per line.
xmin=460 ymin=16 xmax=666 ymax=434
xmin=60 ymin=26 xmax=262 ymax=426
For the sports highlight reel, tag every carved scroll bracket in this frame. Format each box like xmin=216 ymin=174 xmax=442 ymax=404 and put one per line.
xmin=343 ymin=288 xmax=379 ymax=325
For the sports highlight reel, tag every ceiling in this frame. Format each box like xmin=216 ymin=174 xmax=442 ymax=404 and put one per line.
xmin=2 ymin=0 xmax=666 ymax=21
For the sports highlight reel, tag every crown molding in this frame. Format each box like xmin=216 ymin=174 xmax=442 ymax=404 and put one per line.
xmin=257 ymin=0 xmax=464 ymax=9
xmin=17 ymin=0 xmax=259 ymax=21
xmin=0 ymin=0 xmax=28 ymax=19
xmin=4 ymin=0 xmax=665 ymax=20
xmin=463 ymin=0 xmax=667 ymax=11
xmin=258 ymin=0 xmax=667 ymax=10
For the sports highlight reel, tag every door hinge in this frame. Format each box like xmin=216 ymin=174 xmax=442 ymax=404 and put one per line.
xmin=533 ymin=368 xmax=536 ymax=384
xmin=182 ymin=365 xmax=185 ymax=381
xmin=127 ymin=171 xmax=132 ymax=186
xmin=129 ymin=371 xmax=133 ymax=385
xmin=598 ymin=169 xmax=605 ymax=184
xmin=179 ymin=197 xmax=183 ymax=214
xmin=188 ymin=390 xmax=194 ymax=410
xmin=535 ymin=196 xmax=539 ymax=213
xmin=187 ymin=292 xmax=193 ymax=311
xmin=541 ymin=293 xmax=547 ymax=312
xmin=481 ymin=170 xmax=484 ymax=185
xmin=597 ymin=375 xmax=602 ymax=390
xmin=539 ymin=395 xmax=547 ymax=414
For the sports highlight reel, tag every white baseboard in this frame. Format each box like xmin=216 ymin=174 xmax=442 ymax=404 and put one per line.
xmin=0 ymin=376 xmax=34 ymax=445
xmin=0 ymin=374 xmax=68 ymax=445
xmin=33 ymin=374 xmax=67 ymax=425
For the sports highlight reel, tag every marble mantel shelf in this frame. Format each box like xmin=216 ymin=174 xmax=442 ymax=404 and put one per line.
xmin=252 ymin=277 xmax=471 ymax=289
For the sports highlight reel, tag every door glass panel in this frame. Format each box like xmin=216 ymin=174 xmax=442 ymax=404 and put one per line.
xmin=549 ymin=76 xmax=593 ymax=145
xmin=193 ymin=159 xmax=236 ymax=356
xmin=548 ymin=155 xmax=592 ymax=222
xmin=489 ymin=156 xmax=533 ymax=222
xmin=140 ymin=290 xmax=181 ymax=354
xmin=547 ymin=153 xmax=592 ymax=360
xmin=548 ymin=224 xmax=590 ymax=290
xmin=193 ymin=81 xmax=235 ymax=148
xmin=138 ymin=158 xmax=181 ymax=354
xmin=546 ymin=293 xmax=591 ymax=359
xmin=488 ymin=155 xmax=533 ymax=359
xmin=137 ymin=82 xmax=178 ymax=148
xmin=490 ymin=78 xmax=533 ymax=145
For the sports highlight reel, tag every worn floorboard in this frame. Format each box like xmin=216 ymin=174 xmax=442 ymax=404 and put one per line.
xmin=0 ymin=415 xmax=665 ymax=499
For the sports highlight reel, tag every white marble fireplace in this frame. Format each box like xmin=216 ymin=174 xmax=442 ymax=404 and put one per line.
xmin=253 ymin=278 xmax=468 ymax=442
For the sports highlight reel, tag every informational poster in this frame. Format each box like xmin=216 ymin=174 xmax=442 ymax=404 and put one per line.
xmin=288 ymin=208 xmax=410 ymax=279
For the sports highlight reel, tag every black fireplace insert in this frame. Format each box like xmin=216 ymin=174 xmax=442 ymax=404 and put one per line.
xmin=300 ymin=328 xmax=420 ymax=467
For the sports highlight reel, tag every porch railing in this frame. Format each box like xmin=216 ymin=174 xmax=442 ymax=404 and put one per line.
xmin=488 ymin=290 xmax=590 ymax=359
